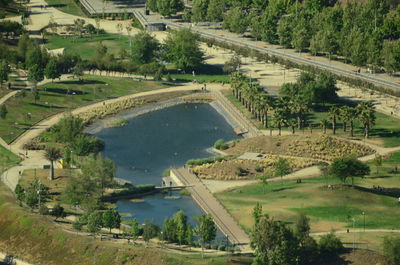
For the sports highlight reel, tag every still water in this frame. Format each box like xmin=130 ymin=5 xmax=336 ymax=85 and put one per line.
xmin=94 ymin=103 xmax=239 ymax=226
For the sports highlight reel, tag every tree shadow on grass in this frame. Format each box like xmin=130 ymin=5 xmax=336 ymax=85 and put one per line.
xmin=367 ymin=175 xmax=393 ymax=179
xmin=353 ymin=185 xmax=400 ymax=198
xmin=57 ymin=80 xmax=106 ymax=85
xmin=29 ymin=103 xmax=64 ymax=109
xmin=369 ymin=128 xmax=400 ymax=139
xmin=271 ymin=186 xmax=296 ymax=192
xmin=43 ymin=88 xmax=88 ymax=95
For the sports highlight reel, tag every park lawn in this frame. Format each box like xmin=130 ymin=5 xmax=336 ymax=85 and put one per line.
xmin=44 ymin=0 xmax=87 ymax=17
xmin=0 ymin=145 xmax=20 ymax=172
xmin=216 ymin=175 xmax=400 ymax=234
xmin=0 ymin=75 xmax=168 ymax=143
xmin=45 ymin=34 xmax=130 ymax=60
xmin=0 ymin=182 xmax=252 ymax=265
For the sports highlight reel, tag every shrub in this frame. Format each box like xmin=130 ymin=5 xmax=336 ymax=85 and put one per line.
xmin=236 ymin=167 xmax=248 ymax=176
xmin=218 ymin=245 xmax=226 ymax=251
xmin=187 ymin=156 xmax=235 ymax=166
xmin=39 ymin=205 xmax=49 ymax=215
xmin=319 ymin=233 xmax=343 ymax=257
xmin=71 ymin=135 xmax=105 ymax=156
xmin=214 ymin=139 xmax=229 ymax=150
xmin=255 ymin=165 xmax=263 ymax=172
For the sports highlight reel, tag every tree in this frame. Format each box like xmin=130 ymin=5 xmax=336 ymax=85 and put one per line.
xmin=73 ymin=63 xmax=84 ymax=82
xmin=329 ymin=157 xmax=370 ymax=185
xmin=272 ymin=109 xmax=287 ymax=136
xmin=102 ymin=208 xmax=121 ymax=233
xmin=206 ymin=0 xmax=225 ymax=22
xmin=292 ymin=20 xmax=311 ymax=52
xmin=130 ymin=218 xmax=140 ymax=243
xmin=28 ymin=64 xmax=44 ymax=89
xmin=252 ymin=202 xmax=262 ymax=225
xmin=251 ymin=214 xmax=299 ymax=265
xmin=44 ymin=59 xmax=60 ymax=82
xmin=87 ymin=210 xmax=103 ymax=234
xmin=319 ymin=232 xmax=343 ymax=257
xmin=259 ymin=174 xmax=268 ymax=193
xmin=163 ymin=29 xmax=203 ymax=70
xmin=147 ymin=0 xmax=158 ymax=12
xmin=357 ymin=101 xmax=376 ymax=138
xmin=0 ymin=59 xmax=11 ymax=88
xmin=295 ymin=213 xmax=310 ymax=245
xmin=44 ymin=146 xmax=62 ymax=180
xmin=381 ymin=40 xmax=400 ymax=75
xmin=274 ymin=157 xmax=292 ymax=178
xmin=173 ymin=210 xmax=187 ymax=245
xmin=185 ymin=225 xmax=194 ymax=246
xmin=142 ymin=220 xmax=160 ymax=244
xmin=194 ymin=214 xmax=216 ymax=256
xmin=222 ymin=54 xmax=241 ymax=73
xmin=51 ymin=203 xmax=66 ymax=220
xmin=131 ymin=31 xmax=160 ymax=64
xmin=223 ymin=7 xmax=248 ymax=35
xmin=383 ymin=236 xmax=400 ymax=265
xmin=374 ymin=154 xmax=383 ymax=174
xmin=157 ymin=0 xmax=184 ymax=17
xmin=277 ymin=16 xmax=293 ymax=48
xmin=192 ymin=0 xmax=209 ymax=22
xmin=0 ymin=104 xmax=7 ymax=119
xmin=328 ymin=107 xmax=340 ymax=135
xmin=73 ymin=18 xmax=85 ymax=38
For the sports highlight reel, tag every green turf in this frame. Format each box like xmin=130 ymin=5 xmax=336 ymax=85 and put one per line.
xmin=0 ymin=145 xmax=20 ymax=173
xmin=0 ymin=75 xmax=168 ymax=143
xmin=216 ymin=165 xmax=400 ymax=232
xmin=44 ymin=0 xmax=87 ymax=17
xmin=45 ymin=34 xmax=130 ymax=60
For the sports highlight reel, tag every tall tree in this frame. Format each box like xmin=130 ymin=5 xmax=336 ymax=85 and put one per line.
xmin=0 ymin=104 xmax=7 ymax=119
xmin=274 ymin=157 xmax=292 ymax=178
xmin=102 ymin=208 xmax=121 ymax=233
xmin=357 ymin=102 xmax=376 ymax=138
xmin=131 ymin=31 xmax=160 ymax=64
xmin=28 ymin=64 xmax=44 ymax=89
xmin=194 ymin=214 xmax=216 ymax=256
xmin=157 ymin=0 xmax=184 ymax=17
xmin=0 ymin=59 xmax=11 ymax=89
xmin=328 ymin=106 xmax=340 ymax=135
xmin=329 ymin=157 xmax=370 ymax=185
xmin=130 ymin=218 xmax=140 ymax=243
xmin=44 ymin=59 xmax=60 ymax=82
xmin=173 ymin=210 xmax=187 ymax=245
xmin=163 ymin=29 xmax=203 ymax=70
xmin=272 ymin=108 xmax=287 ymax=136
xmin=223 ymin=6 xmax=249 ymax=35
xmin=147 ymin=0 xmax=158 ymax=12
xmin=206 ymin=0 xmax=225 ymax=22
xmin=192 ymin=0 xmax=209 ymax=22
xmin=44 ymin=147 xmax=62 ymax=180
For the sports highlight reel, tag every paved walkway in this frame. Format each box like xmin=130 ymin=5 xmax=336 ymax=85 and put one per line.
xmin=311 ymin=229 xmax=400 ymax=236
xmin=171 ymin=168 xmax=252 ymax=253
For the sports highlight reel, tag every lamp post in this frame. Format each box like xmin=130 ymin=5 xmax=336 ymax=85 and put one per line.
xmin=352 ymin=218 xmax=356 ymax=251
xmin=362 ymin=212 xmax=365 ymax=232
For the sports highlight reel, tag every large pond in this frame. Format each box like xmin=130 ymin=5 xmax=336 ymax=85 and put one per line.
xmin=93 ymin=103 xmax=239 ymax=226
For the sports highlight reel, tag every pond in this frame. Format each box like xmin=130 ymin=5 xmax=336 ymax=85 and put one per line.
xmin=93 ymin=103 xmax=239 ymax=226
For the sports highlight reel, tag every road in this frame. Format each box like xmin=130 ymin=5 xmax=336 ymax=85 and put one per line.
xmin=171 ymin=168 xmax=252 ymax=253
xmin=159 ymin=20 xmax=400 ymax=92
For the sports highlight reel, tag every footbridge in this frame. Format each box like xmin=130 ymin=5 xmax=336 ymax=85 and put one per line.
xmin=170 ymin=168 xmax=252 ymax=252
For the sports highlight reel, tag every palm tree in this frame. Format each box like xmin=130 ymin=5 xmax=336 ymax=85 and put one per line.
xmin=44 ymin=147 xmax=62 ymax=180
xmin=258 ymin=93 xmax=274 ymax=128
xmin=357 ymin=102 xmax=376 ymax=138
xmin=289 ymin=97 xmax=310 ymax=130
xmin=340 ymin=106 xmax=358 ymax=137
xmin=320 ymin=119 xmax=328 ymax=134
xmin=328 ymin=106 xmax=340 ymax=134
xmin=272 ymin=109 xmax=287 ymax=136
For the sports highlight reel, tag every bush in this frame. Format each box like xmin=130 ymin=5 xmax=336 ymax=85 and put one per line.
xmin=319 ymin=233 xmax=343 ymax=257
xmin=218 ymin=245 xmax=226 ymax=251
xmin=187 ymin=156 xmax=235 ymax=166
xmin=214 ymin=139 xmax=229 ymax=150
xmin=71 ymin=135 xmax=105 ymax=156
xmin=39 ymin=205 xmax=49 ymax=215
xmin=236 ymin=167 xmax=248 ymax=176
xmin=109 ymin=185 xmax=156 ymax=197
xmin=255 ymin=165 xmax=264 ymax=172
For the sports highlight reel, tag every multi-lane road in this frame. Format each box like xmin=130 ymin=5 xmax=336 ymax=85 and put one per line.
xmin=159 ymin=19 xmax=400 ymax=92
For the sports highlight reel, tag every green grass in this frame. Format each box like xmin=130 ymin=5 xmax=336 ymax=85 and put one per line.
xmin=0 ymin=75 xmax=168 ymax=143
xmin=45 ymin=34 xmax=130 ymax=60
xmin=44 ymin=0 xmax=87 ymax=17
xmin=216 ymin=163 xmax=400 ymax=233
xmin=0 ymin=145 xmax=20 ymax=173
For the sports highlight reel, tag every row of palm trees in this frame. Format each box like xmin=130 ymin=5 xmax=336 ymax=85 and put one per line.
xmin=230 ymin=72 xmax=376 ymax=138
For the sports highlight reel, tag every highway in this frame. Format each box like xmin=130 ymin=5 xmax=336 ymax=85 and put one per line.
xmin=163 ymin=21 xmax=400 ymax=92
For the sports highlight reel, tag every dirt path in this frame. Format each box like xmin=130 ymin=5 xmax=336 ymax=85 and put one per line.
xmin=311 ymin=229 xmax=400 ymax=236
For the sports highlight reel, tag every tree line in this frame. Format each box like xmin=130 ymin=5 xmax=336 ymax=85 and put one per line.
xmin=178 ymin=0 xmax=400 ymax=74
xmin=230 ymin=70 xmax=376 ymax=138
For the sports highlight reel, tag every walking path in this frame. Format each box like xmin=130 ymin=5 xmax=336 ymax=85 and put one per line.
xmin=171 ymin=168 xmax=251 ymax=253
xmin=311 ymin=229 xmax=400 ymax=236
